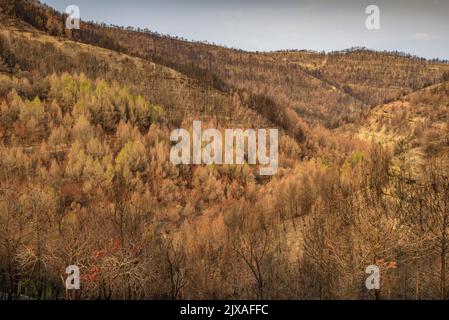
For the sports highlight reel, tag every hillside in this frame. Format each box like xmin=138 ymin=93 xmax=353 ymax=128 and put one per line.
xmin=271 ymin=49 xmax=449 ymax=105
xmin=0 ymin=0 xmax=448 ymax=301
xmin=77 ymin=23 xmax=449 ymax=129
xmin=357 ymin=80 xmax=449 ymax=177
xmin=0 ymin=15 xmax=269 ymax=129
xmin=5 ymin=0 xmax=449 ymax=133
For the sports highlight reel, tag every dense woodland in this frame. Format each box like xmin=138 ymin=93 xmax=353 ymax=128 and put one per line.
xmin=0 ymin=0 xmax=449 ymax=300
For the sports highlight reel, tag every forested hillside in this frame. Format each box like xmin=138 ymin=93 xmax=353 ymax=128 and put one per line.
xmin=0 ymin=0 xmax=448 ymax=300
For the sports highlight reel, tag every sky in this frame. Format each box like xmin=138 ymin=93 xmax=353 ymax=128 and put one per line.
xmin=41 ymin=0 xmax=449 ymax=60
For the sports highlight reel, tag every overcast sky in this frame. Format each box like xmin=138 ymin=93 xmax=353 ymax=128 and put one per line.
xmin=41 ymin=0 xmax=449 ymax=60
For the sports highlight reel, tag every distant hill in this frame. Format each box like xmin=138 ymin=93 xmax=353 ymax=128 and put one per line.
xmin=4 ymin=0 xmax=449 ymax=132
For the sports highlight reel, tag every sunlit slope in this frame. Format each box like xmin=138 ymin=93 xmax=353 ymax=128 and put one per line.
xmin=357 ymin=81 xmax=449 ymax=176
xmin=0 ymin=14 xmax=270 ymax=131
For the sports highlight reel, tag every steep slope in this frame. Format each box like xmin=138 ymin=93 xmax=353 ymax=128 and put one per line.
xmin=357 ymin=80 xmax=449 ymax=176
xmin=5 ymin=0 xmax=449 ymax=135
xmin=270 ymin=49 xmax=449 ymax=106
xmin=0 ymin=0 xmax=305 ymax=141
xmin=0 ymin=12 xmax=271 ymax=131
xmin=70 ymin=25 xmax=449 ymax=129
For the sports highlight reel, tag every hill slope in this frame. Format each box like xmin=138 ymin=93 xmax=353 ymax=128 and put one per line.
xmin=357 ymin=80 xmax=449 ymax=177
xmin=1 ymin=0 xmax=449 ymax=301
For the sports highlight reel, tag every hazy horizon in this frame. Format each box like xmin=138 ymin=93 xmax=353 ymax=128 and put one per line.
xmin=42 ymin=0 xmax=449 ymax=60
